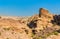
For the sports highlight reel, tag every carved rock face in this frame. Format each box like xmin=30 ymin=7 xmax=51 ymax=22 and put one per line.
xmin=39 ymin=8 xmax=49 ymax=17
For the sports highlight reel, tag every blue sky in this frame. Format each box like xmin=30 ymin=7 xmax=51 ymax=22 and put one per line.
xmin=0 ymin=0 xmax=60 ymax=16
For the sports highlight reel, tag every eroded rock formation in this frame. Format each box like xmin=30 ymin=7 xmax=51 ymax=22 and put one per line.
xmin=0 ymin=8 xmax=60 ymax=39
xmin=39 ymin=8 xmax=49 ymax=17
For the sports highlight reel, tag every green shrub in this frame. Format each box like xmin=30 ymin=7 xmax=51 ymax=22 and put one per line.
xmin=53 ymin=32 xmax=58 ymax=35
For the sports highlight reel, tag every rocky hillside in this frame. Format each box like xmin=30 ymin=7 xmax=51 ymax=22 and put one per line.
xmin=0 ymin=8 xmax=60 ymax=39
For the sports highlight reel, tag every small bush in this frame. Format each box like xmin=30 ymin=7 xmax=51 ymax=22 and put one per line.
xmin=31 ymin=33 xmax=35 ymax=37
xmin=38 ymin=37 xmax=42 ymax=39
xmin=6 ymin=38 xmax=9 ymax=39
xmin=3 ymin=28 xmax=10 ymax=31
xmin=0 ymin=32 xmax=1 ymax=35
xmin=53 ymin=32 xmax=58 ymax=35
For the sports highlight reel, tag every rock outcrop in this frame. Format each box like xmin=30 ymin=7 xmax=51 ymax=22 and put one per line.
xmin=0 ymin=8 xmax=60 ymax=39
xmin=27 ymin=8 xmax=60 ymax=39
xmin=27 ymin=8 xmax=54 ymax=31
xmin=39 ymin=8 xmax=49 ymax=17
xmin=53 ymin=15 xmax=60 ymax=25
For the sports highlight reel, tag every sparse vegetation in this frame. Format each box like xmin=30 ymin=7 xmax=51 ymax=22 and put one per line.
xmin=36 ymin=37 xmax=43 ymax=39
xmin=31 ymin=33 xmax=35 ymax=37
xmin=0 ymin=32 xmax=1 ymax=35
xmin=3 ymin=28 xmax=10 ymax=31
xmin=53 ymin=31 xmax=59 ymax=35
xmin=6 ymin=38 xmax=9 ymax=39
